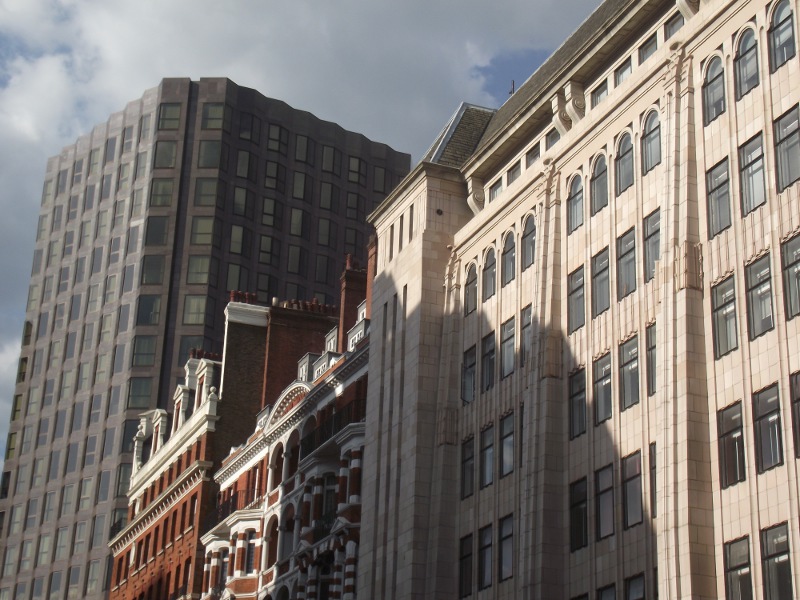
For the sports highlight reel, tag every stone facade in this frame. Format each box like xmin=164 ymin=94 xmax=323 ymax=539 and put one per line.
xmin=361 ymin=0 xmax=800 ymax=599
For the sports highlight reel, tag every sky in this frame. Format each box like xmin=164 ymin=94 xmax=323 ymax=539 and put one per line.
xmin=0 ymin=0 xmax=602 ymax=457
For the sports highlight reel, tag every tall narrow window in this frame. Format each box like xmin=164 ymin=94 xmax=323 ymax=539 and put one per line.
xmin=569 ymin=369 xmax=586 ymax=439
xmin=754 ymin=384 xmax=783 ymax=473
xmin=480 ymin=426 xmax=494 ymax=488
xmin=568 ymin=267 xmax=585 ymax=333
xmin=500 ymin=318 xmax=515 ymax=379
xmin=595 ymin=464 xmax=614 ymax=540
xmin=619 ymin=336 xmax=639 ymax=410
xmin=617 ymin=228 xmax=637 ymax=299
xmin=498 ymin=515 xmax=513 ymax=581
xmin=501 ymin=234 xmax=515 ymax=286
xmin=622 ymin=452 xmax=642 ymax=528
xmin=594 ymin=353 xmax=612 ymax=424
xmin=707 ymin=159 xmax=731 ymax=238
xmin=725 ymin=537 xmax=752 ymax=600
xmin=478 ymin=525 xmax=492 ymax=590
xmin=791 ymin=372 xmax=800 ymax=458
xmin=520 ymin=305 xmax=532 ymax=367
xmin=649 ymin=443 xmax=657 ymax=516
xmin=489 ymin=179 xmax=502 ymax=202
xmin=464 ymin=265 xmax=478 ymax=315
xmin=774 ymin=106 xmax=800 ymax=192
xmin=641 ymin=112 xmax=661 ymax=174
xmin=703 ymin=57 xmax=726 ymax=125
xmin=591 ymin=155 xmax=608 ymax=215
xmin=712 ymin=276 xmax=738 ymax=358
xmin=499 ymin=413 xmax=514 ymax=477
xmin=646 ymin=324 xmax=656 ymax=397
xmin=483 ymin=249 xmax=496 ymax=301
xmin=785 ymin=234 xmax=800 ymax=320
xmin=592 ymin=248 xmax=610 ymax=317
xmin=459 ymin=535 xmax=473 ymax=598
xmin=761 ymin=523 xmax=792 ymax=600
xmin=719 ymin=402 xmax=746 ymax=488
xmin=567 ymin=175 xmax=584 ymax=233
xmin=521 ymin=217 xmax=536 ymax=270
xmin=616 ymin=134 xmax=634 ymax=195
xmin=569 ymin=478 xmax=588 ymax=551
xmin=735 ymin=30 xmax=759 ymax=99
xmin=461 ymin=437 xmax=474 ymax=499
xmin=481 ymin=333 xmax=495 ymax=392
xmin=745 ymin=255 xmax=774 ymax=339
xmin=769 ymin=0 xmax=796 ymax=72
xmin=739 ymin=135 xmax=766 ymax=216
xmin=462 ymin=346 xmax=476 ymax=405
xmin=643 ymin=209 xmax=660 ymax=282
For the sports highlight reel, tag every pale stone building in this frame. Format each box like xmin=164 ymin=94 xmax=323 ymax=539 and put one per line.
xmin=360 ymin=0 xmax=800 ymax=599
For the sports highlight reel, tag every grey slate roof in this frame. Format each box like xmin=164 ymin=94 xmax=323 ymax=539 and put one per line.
xmin=422 ymin=103 xmax=496 ymax=168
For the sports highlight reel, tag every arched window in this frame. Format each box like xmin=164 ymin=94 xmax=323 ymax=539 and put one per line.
xmin=521 ymin=217 xmax=536 ymax=270
xmin=590 ymin=155 xmax=608 ymax=215
xmin=770 ymin=0 xmax=796 ymax=72
xmin=642 ymin=112 xmax=661 ymax=175
xmin=482 ymin=249 xmax=496 ymax=302
xmin=567 ymin=175 xmax=583 ymax=233
xmin=703 ymin=57 xmax=725 ymax=125
xmin=464 ymin=264 xmax=478 ymax=315
xmin=501 ymin=234 xmax=515 ymax=286
xmin=615 ymin=134 xmax=634 ymax=196
xmin=735 ymin=30 xmax=759 ymax=99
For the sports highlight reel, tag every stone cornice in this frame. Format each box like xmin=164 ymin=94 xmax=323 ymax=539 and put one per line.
xmin=109 ymin=460 xmax=212 ymax=554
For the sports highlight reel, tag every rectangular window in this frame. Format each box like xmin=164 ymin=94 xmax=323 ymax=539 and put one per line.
xmin=190 ymin=216 xmax=215 ymax=245
xmin=591 ymin=81 xmax=608 ymax=107
xmin=638 ymin=34 xmax=657 ymax=64
xmin=594 ymin=353 xmax=612 ymax=424
xmin=141 ymin=255 xmax=164 ymax=285
xmin=506 ymin=161 xmax=521 ymax=186
xmin=783 ymin=234 xmax=800 ymax=320
xmin=267 ymin=124 xmax=288 ymax=155
xmin=592 ymin=247 xmax=610 ymax=317
xmin=745 ymin=255 xmax=774 ymax=339
xmin=478 ymin=525 xmax=492 ymax=589
xmin=153 ymin=140 xmax=177 ymax=169
xmin=461 ymin=437 xmax=474 ymax=499
xmin=520 ymin=305 xmax=532 ymax=367
xmin=198 ymin=140 xmax=222 ymax=169
xmin=462 ymin=346 xmax=476 ymax=405
xmin=489 ymin=179 xmax=502 ymax=202
xmin=194 ymin=178 xmax=219 ymax=206
xmin=719 ymin=402 xmax=746 ymax=488
xmin=712 ymin=276 xmax=738 ymax=358
xmin=201 ymin=103 xmax=226 ymax=129
xmin=617 ymin=228 xmax=636 ymax=299
xmin=149 ymin=178 xmax=173 ymax=206
xmin=622 ymin=451 xmax=642 ymax=528
xmin=725 ymin=537 xmax=752 ymax=600
xmin=761 ymin=523 xmax=792 ymax=600
xmin=569 ymin=369 xmax=587 ymax=439
xmin=646 ymin=323 xmax=656 ymax=397
xmin=183 ymin=295 xmax=209 ymax=325
xmin=707 ymin=159 xmax=731 ymax=237
xmin=498 ymin=515 xmax=513 ymax=581
xmin=568 ymin=266 xmax=585 ymax=333
xmin=570 ymin=477 xmax=588 ymax=551
xmin=145 ymin=215 xmax=168 ymax=245
xmin=157 ymin=103 xmax=180 ymax=130
xmin=525 ymin=143 xmax=540 ymax=167
xmin=480 ymin=426 xmax=494 ymax=488
xmin=643 ymin=209 xmax=660 ymax=282
xmin=187 ymin=255 xmax=215 ymax=285
xmin=459 ymin=535 xmax=473 ymax=598
xmin=739 ymin=135 xmax=766 ymax=215
xmin=754 ymin=384 xmax=783 ymax=473
xmin=500 ymin=318 xmax=515 ymax=379
xmin=499 ymin=413 xmax=514 ymax=478
xmin=132 ymin=336 xmax=156 ymax=366
xmin=545 ymin=128 xmax=560 ymax=149
xmin=619 ymin=336 xmax=639 ymax=410
xmin=774 ymin=106 xmax=800 ymax=192
xmin=481 ymin=332 xmax=495 ymax=392
xmin=614 ymin=58 xmax=632 ymax=85
xmin=595 ymin=464 xmax=614 ymax=540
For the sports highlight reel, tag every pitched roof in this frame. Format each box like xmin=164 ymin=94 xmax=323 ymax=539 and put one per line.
xmin=422 ymin=103 xmax=496 ymax=168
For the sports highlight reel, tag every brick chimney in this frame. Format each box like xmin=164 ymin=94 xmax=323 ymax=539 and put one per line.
xmin=338 ymin=254 xmax=368 ymax=352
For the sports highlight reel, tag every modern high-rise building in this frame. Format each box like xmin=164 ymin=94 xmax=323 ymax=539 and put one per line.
xmin=0 ymin=77 xmax=409 ymax=600
xmin=360 ymin=0 xmax=800 ymax=599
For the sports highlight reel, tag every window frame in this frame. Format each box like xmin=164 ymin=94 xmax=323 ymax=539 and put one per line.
xmin=592 ymin=247 xmax=610 ymax=317
xmin=464 ymin=264 xmax=478 ymax=315
xmin=739 ymin=134 xmax=766 ymax=216
xmin=712 ymin=276 xmax=738 ymax=359
xmin=619 ymin=336 xmax=640 ymax=411
xmin=569 ymin=477 xmax=588 ymax=551
xmin=501 ymin=234 xmax=515 ymax=287
xmin=594 ymin=353 xmax=612 ymax=425
xmin=622 ymin=451 xmax=643 ymax=529
xmin=595 ymin=464 xmax=614 ymax=540
xmin=761 ymin=522 xmax=792 ymax=600
xmin=641 ymin=112 xmax=661 ymax=175
xmin=567 ymin=175 xmax=584 ymax=233
xmin=569 ymin=369 xmax=586 ymax=440
xmin=617 ymin=228 xmax=637 ymax=299
xmin=745 ymin=255 xmax=774 ymax=340
xmin=481 ymin=332 xmax=496 ymax=392
xmin=590 ymin=155 xmax=609 ymax=215
xmin=521 ymin=217 xmax=536 ymax=270
xmin=735 ymin=29 xmax=760 ymax=100
xmin=615 ymin=133 xmax=634 ymax=196
xmin=753 ymin=384 xmax=783 ymax=473
xmin=769 ymin=0 xmax=796 ymax=73
xmin=703 ymin=57 xmax=726 ymax=126
xmin=568 ymin=266 xmax=585 ymax=333
xmin=719 ymin=402 xmax=746 ymax=488
xmin=500 ymin=318 xmax=515 ymax=379
xmin=482 ymin=249 xmax=496 ymax=302
xmin=774 ymin=106 xmax=800 ymax=192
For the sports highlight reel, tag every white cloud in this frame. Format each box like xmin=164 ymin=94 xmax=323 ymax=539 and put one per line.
xmin=0 ymin=0 xmax=601 ymax=452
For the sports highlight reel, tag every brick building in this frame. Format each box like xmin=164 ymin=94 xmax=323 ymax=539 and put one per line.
xmin=108 ymin=294 xmax=342 ymax=600
xmin=200 ymin=255 xmax=372 ymax=600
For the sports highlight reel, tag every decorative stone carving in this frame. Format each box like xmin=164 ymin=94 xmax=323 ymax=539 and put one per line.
xmin=467 ymin=177 xmax=485 ymax=214
xmin=676 ymin=0 xmax=699 ymax=20
xmin=564 ymin=81 xmax=586 ymax=124
xmin=550 ymin=91 xmax=572 ymax=136
xmin=675 ymin=241 xmax=704 ymax=291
